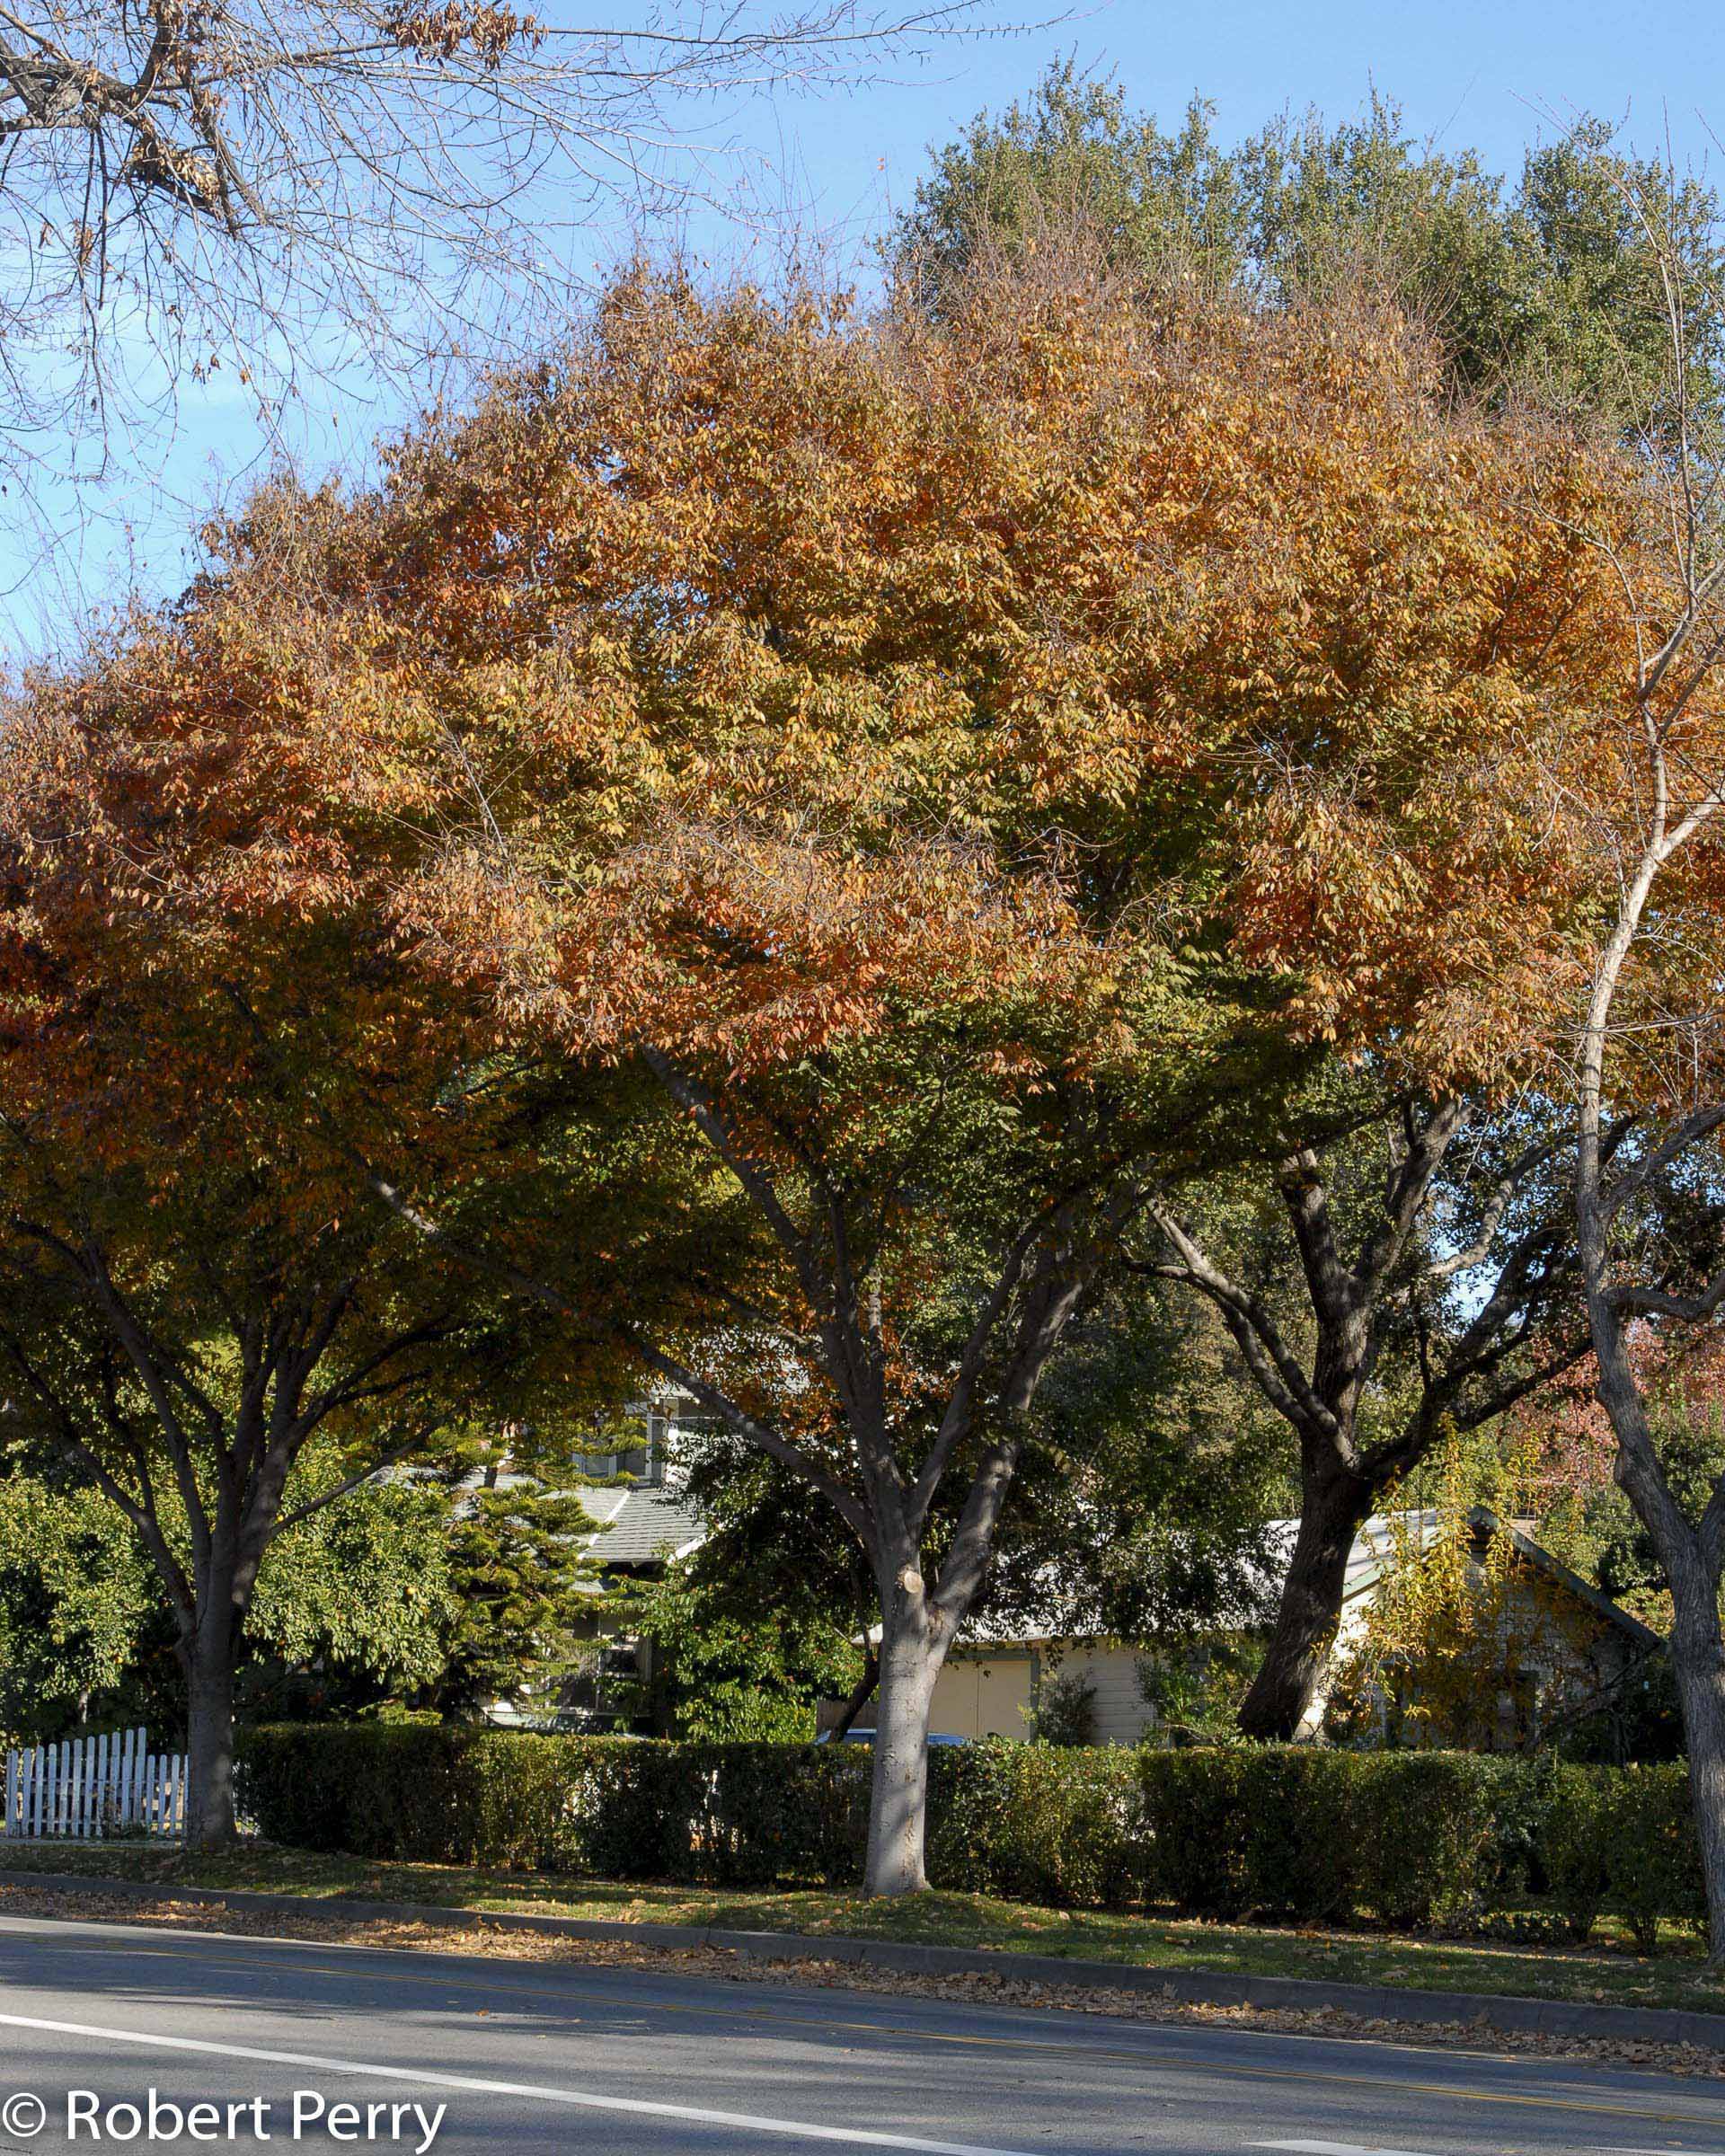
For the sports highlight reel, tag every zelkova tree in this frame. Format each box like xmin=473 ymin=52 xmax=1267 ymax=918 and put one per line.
xmin=0 ymin=685 xmax=631 ymax=1843
xmin=895 ymin=66 xmax=1725 ymax=1743
xmin=90 ymin=257 xmax=1629 ymax=1891
xmin=1241 ymin=182 xmax=1725 ymax=1941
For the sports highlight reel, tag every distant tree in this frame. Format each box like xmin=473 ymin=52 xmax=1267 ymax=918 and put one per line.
xmin=629 ymin=1563 xmax=866 ymax=1744
xmin=412 ymin=1433 xmax=601 ymax=1721
xmin=1023 ymin=1665 xmax=1094 ymax=1745
xmin=892 ymin=66 xmax=1725 ymax=426
xmin=623 ymin=1443 xmax=872 ymax=1741
xmin=892 ymin=66 xmax=1250 ymax=298
xmin=992 ymin=1275 xmax=1287 ymax=1648
xmin=240 ymin=1466 xmax=458 ymax=1719
xmin=1320 ymin=1423 xmax=1603 ymax=1754
xmin=0 ymin=1458 xmax=458 ymax=1740
xmin=0 ymin=1477 xmax=156 ymax=1743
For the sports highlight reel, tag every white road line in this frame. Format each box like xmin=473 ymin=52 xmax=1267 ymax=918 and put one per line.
xmin=0 ymin=2011 xmax=1037 ymax=2156
xmin=1252 ymin=2143 xmax=1438 ymax=2155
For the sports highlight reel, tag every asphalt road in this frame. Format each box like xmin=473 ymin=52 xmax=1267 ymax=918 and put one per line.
xmin=0 ymin=1913 xmax=1723 ymax=2156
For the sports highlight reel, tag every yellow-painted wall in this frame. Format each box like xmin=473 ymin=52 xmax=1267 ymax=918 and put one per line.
xmin=927 ymin=1652 xmax=1035 ymax=1740
xmin=928 ymin=1642 xmax=1160 ymax=1744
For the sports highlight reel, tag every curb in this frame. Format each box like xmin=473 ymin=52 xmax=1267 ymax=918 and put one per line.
xmin=4 ymin=1867 xmax=1725 ymax=2053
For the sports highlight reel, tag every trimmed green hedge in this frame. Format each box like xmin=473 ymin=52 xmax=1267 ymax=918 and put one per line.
xmin=235 ymin=1726 xmax=1706 ymax=1940
xmin=235 ymin=1723 xmax=873 ymax=1886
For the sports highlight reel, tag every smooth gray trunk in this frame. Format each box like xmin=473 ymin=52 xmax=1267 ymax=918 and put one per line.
xmin=862 ymin=1603 xmax=943 ymax=1897
xmin=1583 ymin=1133 xmax=1725 ymax=1959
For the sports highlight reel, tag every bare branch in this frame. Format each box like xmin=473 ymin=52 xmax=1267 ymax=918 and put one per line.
xmin=1138 ymin=1200 xmax=1338 ymax=1442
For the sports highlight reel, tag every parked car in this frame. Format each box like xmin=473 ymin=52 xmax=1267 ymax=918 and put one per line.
xmin=815 ymin=1727 xmax=966 ymax=1746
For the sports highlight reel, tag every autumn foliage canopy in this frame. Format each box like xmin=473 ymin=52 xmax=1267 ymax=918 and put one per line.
xmin=0 ymin=247 xmax=1705 ymax=1869
xmin=10 ymin=259 xmax=1653 ymax=1073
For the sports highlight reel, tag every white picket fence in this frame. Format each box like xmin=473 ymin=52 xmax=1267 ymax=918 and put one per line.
xmin=3 ymin=1728 xmax=187 ymax=1840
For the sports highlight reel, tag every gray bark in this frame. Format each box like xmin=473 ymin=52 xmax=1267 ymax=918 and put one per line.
xmin=1674 ymin=1639 xmax=1725 ymax=1958
xmin=1569 ymin=510 xmax=1725 ymax=1954
xmin=863 ymin=1581 xmax=947 ymax=1896
xmin=183 ymin=1627 xmax=240 ymax=1849
xmin=181 ymin=1528 xmax=249 ymax=1850
xmin=1589 ymin=1287 xmax=1725 ymax=1956
xmin=627 ymin=1057 xmax=1127 ymax=1895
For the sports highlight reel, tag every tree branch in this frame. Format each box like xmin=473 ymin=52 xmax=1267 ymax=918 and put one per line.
xmin=623 ymin=1332 xmax=871 ymax=1545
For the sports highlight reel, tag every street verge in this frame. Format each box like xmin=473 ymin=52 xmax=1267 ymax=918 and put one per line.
xmin=4 ymin=1861 xmax=1725 ymax=2077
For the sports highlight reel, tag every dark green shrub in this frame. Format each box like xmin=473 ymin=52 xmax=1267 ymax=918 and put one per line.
xmin=1554 ymin=1657 xmax=1685 ymax=1764
xmin=1600 ymin=1762 xmax=1705 ymax=1952
xmin=238 ymin=1722 xmax=467 ymax=1860
xmin=562 ymin=1741 xmax=701 ymax=1878
xmin=1137 ymin=1747 xmax=1517 ymax=1928
xmin=1237 ymin=1748 xmax=1361 ymax=1922
xmin=238 ymin=1725 xmax=1710 ymax=1941
xmin=1486 ymin=1749 xmax=1555 ymax=1900
xmin=928 ymin=1737 xmax=1142 ymax=1908
xmin=1351 ymin=1753 xmax=1509 ymax=1928
xmin=238 ymin=1725 xmax=873 ymax=1883
xmin=1024 ymin=1669 xmax=1099 ymax=1748
xmin=694 ymin=1744 xmax=871 ymax=1886
xmin=1543 ymin=1762 xmax=1613 ymax=1940
xmin=1137 ymin=1747 xmax=1252 ymax=1915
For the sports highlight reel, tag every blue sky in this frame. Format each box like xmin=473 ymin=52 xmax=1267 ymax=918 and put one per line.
xmin=6 ymin=0 xmax=1723 ymax=650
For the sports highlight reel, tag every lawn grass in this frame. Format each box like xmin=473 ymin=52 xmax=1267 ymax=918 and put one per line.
xmin=4 ymin=1838 xmax=1725 ymax=2018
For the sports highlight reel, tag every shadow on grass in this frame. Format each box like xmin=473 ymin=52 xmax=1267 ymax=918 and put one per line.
xmin=4 ymin=1838 xmax=1723 ymax=2015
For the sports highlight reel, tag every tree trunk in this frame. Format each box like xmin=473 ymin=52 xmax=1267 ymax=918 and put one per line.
xmin=183 ymin=1618 xmax=241 ymax=1849
xmin=1238 ymin=1460 xmax=1372 ymax=1742
xmin=1668 ymin=1585 xmax=1725 ymax=1960
xmin=862 ymin=1594 xmax=944 ymax=1896
xmin=1586 ymin=1281 xmax=1725 ymax=1957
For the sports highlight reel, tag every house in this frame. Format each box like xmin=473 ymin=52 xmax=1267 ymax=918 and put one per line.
xmin=482 ymin=1406 xmax=704 ymax=1732
xmin=1279 ymin=1507 xmax=1661 ymax=1747
xmin=847 ymin=1509 xmax=1660 ymax=1750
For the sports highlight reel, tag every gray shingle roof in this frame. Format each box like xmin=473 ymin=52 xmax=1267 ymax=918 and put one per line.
xmin=581 ymin=1481 xmax=705 ymax=1568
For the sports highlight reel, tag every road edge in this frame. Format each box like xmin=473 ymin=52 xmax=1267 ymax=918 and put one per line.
xmin=4 ymin=1864 xmax=1724 ymax=2053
